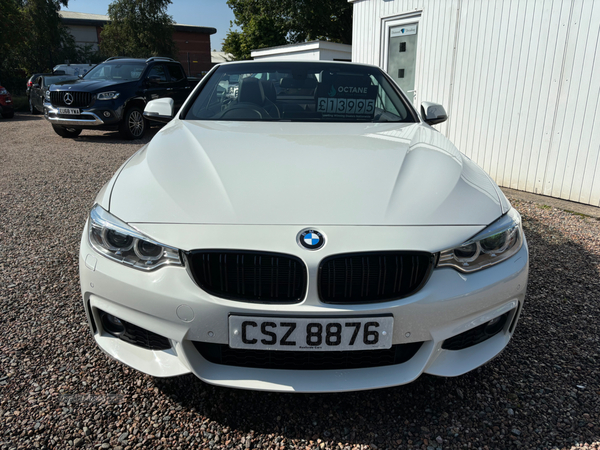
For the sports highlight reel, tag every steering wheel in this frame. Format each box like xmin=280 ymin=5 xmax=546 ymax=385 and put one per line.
xmin=218 ymin=102 xmax=271 ymax=120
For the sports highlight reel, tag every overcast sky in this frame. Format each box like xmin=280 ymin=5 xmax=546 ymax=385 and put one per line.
xmin=62 ymin=0 xmax=237 ymax=51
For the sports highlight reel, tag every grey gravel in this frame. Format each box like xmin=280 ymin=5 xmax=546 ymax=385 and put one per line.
xmin=1 ymin=113 xmax=600 ymax=449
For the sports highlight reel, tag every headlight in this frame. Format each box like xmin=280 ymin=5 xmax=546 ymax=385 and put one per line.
xmin=0 ymin=88 xmax=7 ymax=95
xmin=438 ymin=208 xmax=523 ymax=273
xmin=96 ymin=91 xmax=120 ymax=100
xmin=88 ymin=204 xmax=182 ymax=271
xmin=44 ymin=90 xmax=50 ymax=101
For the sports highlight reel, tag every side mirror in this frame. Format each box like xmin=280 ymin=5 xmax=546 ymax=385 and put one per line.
xmin=144 ymin=98 xmax=174 ymax=123
xmin=421 ymin=102 xmax=448 ymax=125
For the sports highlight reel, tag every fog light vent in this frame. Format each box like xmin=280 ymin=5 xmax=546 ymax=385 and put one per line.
xmin=98 ymin=309 xmax=170 ymax=350
xmin=100 ymin=312 xmax=125 ymax=336
xmin=442 ymin=312 xmax=509 ymax=351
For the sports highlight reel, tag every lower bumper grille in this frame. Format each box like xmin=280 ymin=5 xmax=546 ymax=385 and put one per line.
xmin=194 ymin=342 xmax=423 ymax=370
xmin=119 ymin=320 xmax=171 ymax=351
xmin=442 ymin=312 xmax=509 ymax=350
xmin=318 ymin=251 xmax=435 ymax=304
xmin=184 ymin=250 xmax=307 ymax=303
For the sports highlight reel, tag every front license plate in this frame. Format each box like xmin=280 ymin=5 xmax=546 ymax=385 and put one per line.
xmin=58 ymin=108 xmax=80 ymax=115
xmin=229 ymin=316 xmax=393 ymax=351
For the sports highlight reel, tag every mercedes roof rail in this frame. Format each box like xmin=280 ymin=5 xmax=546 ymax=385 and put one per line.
xmin=145 ymin=57 xmax=176 ymax=62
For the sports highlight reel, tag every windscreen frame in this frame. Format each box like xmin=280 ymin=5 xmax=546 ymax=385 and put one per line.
xmin=181 ymin=61 xmax=421 ymax=123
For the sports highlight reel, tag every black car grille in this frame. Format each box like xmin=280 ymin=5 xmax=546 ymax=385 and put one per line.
xmin=194 ymin=342 xmax=423 ymax=370
xmin=185 ymin=250 xmax=307 ymax=303
xmin=119 ymin=320 xmax=171 ymax=351
xmin=318 ymin=252 xmax=435 ymax=304
xmin=50 ymin=91 xmax=94 ymax=108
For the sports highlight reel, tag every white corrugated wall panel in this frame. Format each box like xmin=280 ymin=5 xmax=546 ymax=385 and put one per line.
xmin=477 ymin=1 xmax=504 ymax=176
xmin=581 ymin=46 xmax=600 ymax=206
xmin=352 ymin=0 xmax=600 ymax=206
xmin=518 ymin=0 xmax=558 ymax=194
xmin=417 ymin=0 xmax=461 ymax=138
xmin=543 ymin=0 xmax=587 ymax=198
xmin=525 ymin=0 xmax=572 ymax=196
xmin=545 ymin=0 xmax=600 ymax=205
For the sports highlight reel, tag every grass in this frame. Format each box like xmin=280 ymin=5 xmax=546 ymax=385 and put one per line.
xmin=564 ymin=210 xmax=592 ymax=219
xmin=10 ymin=94 xmax=29 ymax=112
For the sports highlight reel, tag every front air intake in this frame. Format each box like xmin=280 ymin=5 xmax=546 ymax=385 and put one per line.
xmin=442 ymin=312 xmax=510 ymax=350
xmin=194 ymin=341 xmax=423 ymax=370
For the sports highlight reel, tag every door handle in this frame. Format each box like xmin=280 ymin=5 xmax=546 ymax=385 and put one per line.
xmin=167 ymin=87 xmax=174 ymax=91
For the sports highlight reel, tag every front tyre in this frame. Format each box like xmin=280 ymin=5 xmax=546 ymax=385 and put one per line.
xmin=52 ymin=125 xmax=82 ymax=138
xmin=119 ymin=107 xmax=146 ymax=140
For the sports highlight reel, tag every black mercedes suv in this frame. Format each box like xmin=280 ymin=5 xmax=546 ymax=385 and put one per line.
xmin=44 ymin=57 xmax=197 ymax=139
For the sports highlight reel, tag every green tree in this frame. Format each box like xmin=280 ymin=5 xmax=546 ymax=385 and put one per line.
xmin=0 ymin=0 xmax=79 ymax=92
xmin=223 ymin=0 xmax=352 ymax=60
xmin=24 ymin=0 xmax=74 ymax=70
xmin=100 ymin=0 xmax=176 ymax=58
xmin=223 ymin=15 xmax=288 ymax=61
xmin=0 ymin=0 xmax=28 ymax=89
xmin=77 ymin=44 xmax=104 ymax=65
xmin=0 ymin=0 xmax=27 ymax=58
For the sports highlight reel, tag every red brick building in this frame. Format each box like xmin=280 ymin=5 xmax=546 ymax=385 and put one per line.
xmin=173 ymin=27 xmax=214 ymax=76
xmin=59 ymin=11 xmax=216 ymax=76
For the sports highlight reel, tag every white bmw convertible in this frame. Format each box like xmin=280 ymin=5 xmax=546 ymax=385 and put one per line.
xmin=79 ymin=61 xmax=528 ymax=392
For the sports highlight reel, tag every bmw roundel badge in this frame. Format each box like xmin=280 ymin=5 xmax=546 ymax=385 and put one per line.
xmin=298 ymin=229 xmax=325 ymax=250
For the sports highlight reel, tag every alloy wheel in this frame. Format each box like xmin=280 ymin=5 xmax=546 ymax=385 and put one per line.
xmin=128 ymin=110 xmax=144 ymax=137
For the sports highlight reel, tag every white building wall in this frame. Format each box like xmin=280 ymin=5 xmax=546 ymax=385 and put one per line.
xmin=352 ymin=0 xmax=600 ymax=206
xmin=64 ymin=25 xmax=99 ymax=50
xmin=253 ymin=50 xmax=320 ymax=61
xmin=252 ymin=41 xmax=352 ymax=61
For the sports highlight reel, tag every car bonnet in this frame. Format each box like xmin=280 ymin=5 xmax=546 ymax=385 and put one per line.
xmin=108 ymin=120 xmax=504 ymax=226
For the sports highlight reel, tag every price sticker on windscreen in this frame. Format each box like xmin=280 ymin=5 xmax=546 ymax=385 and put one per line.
xmin=316 ymin=80 xmax=378 ymax=120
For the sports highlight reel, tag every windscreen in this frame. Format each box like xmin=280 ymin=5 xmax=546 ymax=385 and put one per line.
xmin=185 ymin=62 xmax=416 ymax=122
xmin=84 ymin=63 xmax=146 ymax=81
xmin=44 ymin=75 xmax=78 ymax=86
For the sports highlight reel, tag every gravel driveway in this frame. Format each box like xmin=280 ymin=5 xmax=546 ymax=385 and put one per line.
xmin=1 ymin=113 xmax=599 ymax=450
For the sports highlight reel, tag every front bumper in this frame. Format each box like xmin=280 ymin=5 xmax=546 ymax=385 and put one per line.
xmin=44 ymin=102 xmax=123 ymax=128
xmin=79 ymin=222 xmax=529 ymax=392
xmin=0 ymin=102 xmax=13 ymax=114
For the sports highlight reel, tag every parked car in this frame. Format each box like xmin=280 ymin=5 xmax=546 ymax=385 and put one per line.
xmin=28 ymin=74 xmax=78 ymax=114
xmin=79 ymin=60 xmax=529 ymax=393
xmin=27 ymin=73 xmax=49 ymax=101
xmin=44 ymin=57 xmax=200 ymax=139
xmin=26 ymin=71 xmax=66 ymax=101
xmin=0 ymin=84 xmax=14 ymax=119
xmin=52 ymin=63 xmax=95 ymax=77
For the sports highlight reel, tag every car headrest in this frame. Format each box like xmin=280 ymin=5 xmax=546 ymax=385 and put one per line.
xmin=260 ymin=80 xmax=277 ymax=103
xmin=238 ymin=77 xmax=265 ymax=105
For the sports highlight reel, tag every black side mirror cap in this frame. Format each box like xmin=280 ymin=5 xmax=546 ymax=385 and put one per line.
xmin=421 ymin=102 xmax=448 ymax=126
